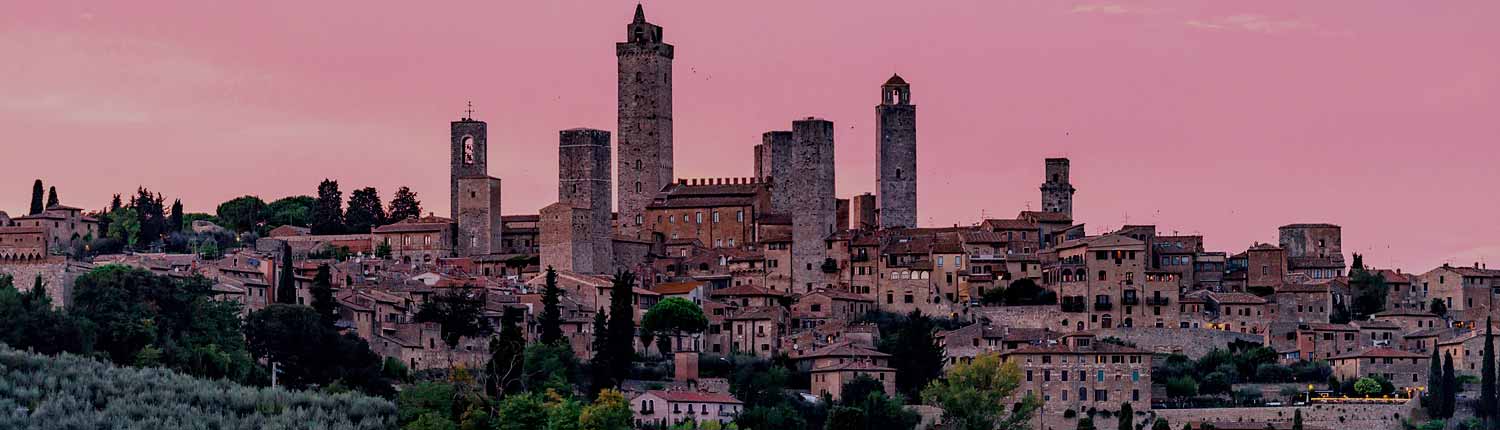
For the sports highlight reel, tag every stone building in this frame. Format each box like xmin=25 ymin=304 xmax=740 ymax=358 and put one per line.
xmin=617 ymin=4 xmax=674 ymax=238
xmin=644 ymin=178 xmax=769 ymax=249
xmin=1039 ymin=158 xmax=1076 ymax=218
xmin=10 ymin=205 xmax=99 ymax=253
xmin=1245 ymin=243 xmax=1287 ymax=292
xmin=450 ymin=116 xmax=487 ymax=222
xmin=787 ymin=117 xmax=837 ymax=293
xmin=0 ymin=226 xmax=48 ymax=261
xmin=455 ymin=176 xmax=502 ymax=256
xmin=876 ymin=74 xmax=917 ymax=229
xmin=556 ymin=128 xmax=613 ymax=272
xmin=1329 ymin=347 xmax=1428 ymax=392
xmin=849 ymin=193 xmax=876 ymax=230
xmin=631 ymin=390 xmax=742 ymax=429
xmin=371 ymin=215 xmax=454 ymax=265
xmin=1435 ymin=328 xmax=1500 ymax=375
xmin=1051 ymin=234 xmax=1148 ymax=331
xmin=1278 ymin=223 xmax=1345 ymax=280
xmin=540 ymin=202 xmax=606 ymax=274
xmin=1421 ymin=263 xmax=1500 ymax=312
xmin=1003 ymin=333 xmax=1152 ymax=418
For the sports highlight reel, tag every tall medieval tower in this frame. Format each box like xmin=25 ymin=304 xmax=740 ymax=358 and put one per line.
xmin=616 ymin=4 xmax=674 ymax=238
xmin=556 ymin=128 xmax=614 ymax=273
xmin=1040 ymin=158 xmax=1075 ymax=218
xmin=452 ymin=113 xmax=502 ymax=256
xmin=876 ymin=74 xmax=917 ymax=229
xmin=789 ymin=117 xmax=836 ymax=293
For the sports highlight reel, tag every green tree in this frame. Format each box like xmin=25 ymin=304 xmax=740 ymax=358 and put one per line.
xmin=1154 ymin=418 xmax=1171 ymax=430
xmin=580 ymin=389 xmax=633 ymax=430
xmin=215 ymin=195 xmax=268 ymax=233
xmin=196 ymin=237 xmax=222 ymax=260
xmin=29 ymin=179 xmax=44 ymax=214
xmin=1292 ymin=409 xmax=1303 ymax=430
xmin=1002 ymin=278 xmax=1055 ymax=305
xmin=266 ymin=195 xmax=314 ymax=228
xmin=826 ymin=406 xmax=868 ymax=430
xmin=0 ymin=275 xmax=91 ymax=355
xmin=605 ymin=271 xmax=638 ymax=386
xmin=497 ymin=392 xmax=548 ymax=430
xmin=415 ymin=286 xmax=493 ymax=349
xmin=1077 ymin=416 xmax=1095 ymax=430
xmin=310 ymin=264 xmax=337 ymax=326
xmin=108 ymin=207 xmax=141 ymax=247
xmin=276 ymin=244 xmax=297 ymax=304
xmin=641 ymin=297 xmax=709 ymax=355
xmin=375 ymin=241 xmax=393 ymax=259
xmin=46 ymin=186 xmax=59 ymax=208
xmin=168 ymin=199 xmax=184 ymax=233
xmin=344 ymin=186 xmax=386 ymax=233
xmin=838 ymin=375 xmax=887 ymax=407
xmin=886 ymin=310 xmax=947 ymax=401
xmin=388 ymin=186 xmax=423 ymax=222
xmin=523 ymin=342 xmax=579 ymax=394
xmin=398 ymin=381 xmax=456 ymax=425
xmin=1431 ymin=298 xmax=1448 ymax=316
xmin=1426 ymin=347 xmax=1444 ymax=415
xmin=1353 ymin=377 xmax=1381 ymax=397
xmin=1349 ymin=267 xmax=1388 ymax=319
xmin=922 ymin=353 xmax=1036 ymax=430
xmin=1483 ymin=317 xmax=1497 ymax=421
xmin=540 ymin=267 xmax=565 ymax=345
xmin=1118 ymin=402 xmax=1133 ymax=430
xmin=486 ymin=307 xmax=526 ymax=396
xmin=244 ymin=304 xmax=393 ymax=396
xmin=589 ymin=310 xmax=613 ymax=394
xmin=311 ymin=179 xmax=345 ymax=234
xmin=408 ymin=413 xmax=458 ymax=430
xmin=1442 ymin=352 xmax=1457 ymax=418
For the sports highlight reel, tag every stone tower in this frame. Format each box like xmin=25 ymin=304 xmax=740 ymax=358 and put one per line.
xmin=788 ymin=118 xmax=836 ymax=293
xmin=451 ymin=116 xmax=487 ymax=221
xmin=616 ymin=4 xmax=674 ymax=238
xmin=1040 ymin=158 xmax=1075 ymax=218
xmin=557 ymin=128 xmax=614 ymax=273
xmin=452 ymin=114 xmax=502 ymax=257
xmin=876 ymin=74 xmax=917 ymax=229
xmin=762 ymin=131 xmax=794 ymax=214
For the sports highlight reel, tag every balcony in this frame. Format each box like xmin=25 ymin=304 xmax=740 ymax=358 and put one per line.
xmin=1060 ymin=302 xmax=1086 ymax=313
xmin=1121 ymin=296 xmax=1140 ymax=306
xmin=1094 ymin=302 xmax=1113 ymax=311
xmin=1146 ymin=297 xmax=1170 ymax=306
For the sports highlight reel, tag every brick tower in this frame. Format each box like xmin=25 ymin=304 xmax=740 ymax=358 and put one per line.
xmin=557 ymin=128 xmax=614 ymax=273
xmin=1040 ymin=158 xmax=1075 ymax=218
xmin=789 ymin=117 xmax=836 ymax=294
xmin=762 ymin=131 xmax=794 ymax=214
xmin=616 ymin=4 xmax=674 ymax=238
xmin=876 ymin=74 xmax=917 ymax=229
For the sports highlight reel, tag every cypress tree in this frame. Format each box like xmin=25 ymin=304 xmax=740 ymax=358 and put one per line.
xmin=29 ymin=180 xmax=43 ymax=214
xmin=589 ymin=310 xmax=612 ymax=393
xmin=45 ymin=186 xmax=58 ymax=208
xmin=539 ymin=266 xmax=564 ymax=345
xmin=1426 ymin=346 xmax=1443 ymax=414
xmin=310 ymin=264 xmax=336 ymax=326
xmin=1292 ymin=409 xmax=1303 ymax=430
xmin=276 ymin=244 xmax=297 ymax=304
xmin=1484 ymin=317 xmax=1497 ymax=421
xmin=1118 ymin=402 xmax=1133 ymax=430
xmin=1443 ymin=352 xmax=1457 ymax=418
xmin=605 ymin=270 xmax=637 ymax=385
xmin=169 ymin=199 xmax=184 ymax=233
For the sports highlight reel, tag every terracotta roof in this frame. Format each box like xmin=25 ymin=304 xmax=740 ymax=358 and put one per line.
xmin=654 ymin=281 xmax=704 ymax=295
xmin=712 ymin=284 xmax=785 ymax=297
xmin=646 ymin=390 xmax=742 ymax=404
xmin=373 ymin=215 xmax=452 ymax=233
xmin=1006 ymin=342 xmax=1147 ymax=355
xmin=883 ymin=74 xmax=907 ymax=86
xmin=1018 ymin=211 xmax=1072 ymax=223
xmin=811 ymin=361 xmax=895 ymax=372
xmin=797 ymin=342 xmax=890 ymax=359
xmin=1209 ymin=292 xmax=1267 ymax=304
xmin=979 ymin=219 xmax=1038 ymax=231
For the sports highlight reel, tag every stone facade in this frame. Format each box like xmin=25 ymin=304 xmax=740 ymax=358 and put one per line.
xmin=1040 ymin=158 xmax=1075 ymax=218
xmin=645 ymin=178 xmax=768 ymax=249
xmin=616 ymin=5 xmax=674 ymax=238
xmin=558 ymin=128 xmax=613 ymax=271
xmin=449 ymin=118 xmax=487 ymax=221
xmin=1279 ymin=223 xmax=1345 ymax=279
xmin=788 ymin=118 xmax=836 ymax=293
xmin=10 ymin=205 xmax=99 ymax=254
xmin=0 ymin=226 xmax=48 ymax=261
xmin=1003 ymin=334 xmax=1153 ymax=418
xmin=540 ymin=202 xmax=604 ymax=274
xmin=371 ymin=216 xmax=454 ymax=264
xmin=455 ymin=176 xmax=502 ymax=256
xmin=876 ymin=74 xmax=916 ymax=229
xmin=849 ymin=193 xmax=876 ymax=230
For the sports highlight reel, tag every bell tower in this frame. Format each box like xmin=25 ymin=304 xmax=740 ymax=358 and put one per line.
xmin=616 ymin=4 xmax=675 ymax=238
xmin=876 ymin=74 xmax=917 ymax=229
xmin=451 ymin=104 xmax=487 ymax=221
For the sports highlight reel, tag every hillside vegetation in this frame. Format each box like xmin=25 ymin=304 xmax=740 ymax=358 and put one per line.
xmin=0 ymin=344 xmax=395 ymax=430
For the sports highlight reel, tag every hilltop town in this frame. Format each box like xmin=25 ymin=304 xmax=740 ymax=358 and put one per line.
xmin=2 ymin=5 xmax=1496 ymax=430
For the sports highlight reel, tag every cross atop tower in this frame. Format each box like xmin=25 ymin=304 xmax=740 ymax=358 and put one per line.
xmin=463 ymin=100 xmax=475 ymax=121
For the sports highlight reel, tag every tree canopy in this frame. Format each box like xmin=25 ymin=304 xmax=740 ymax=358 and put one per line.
xmin=921 ymin=352 xmax=1036 ymax=430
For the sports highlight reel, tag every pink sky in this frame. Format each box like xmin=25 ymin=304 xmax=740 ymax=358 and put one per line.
xmin=2 ymin=1 xmax=1496 ymax=271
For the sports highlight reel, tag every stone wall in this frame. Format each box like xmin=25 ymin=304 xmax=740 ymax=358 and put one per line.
xmin=1040 ymin=158 xmax=1074 ymax=218
xmin=456 ymin=177 xmax=502 ymax=256
xmin=876 ymin=79 xmax=916 ymax=229
xmin=763 ymin=131 xmax=794 ymax=214
xmin=1151 ymin=401 xmax=1415 ymax=430
xmin=615 ymin=11 xmax=674 ymax=239
xmin=0 ymin=258 xmax=84 ymax=308
xmin=559 ymin=128 xmax=612 ymax=267
xmin=450 ymin=119 xmax=488 ymax=222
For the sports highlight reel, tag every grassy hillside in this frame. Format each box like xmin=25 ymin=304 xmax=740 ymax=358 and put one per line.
xmin=0 ymin=344 xmax=395 ymax=430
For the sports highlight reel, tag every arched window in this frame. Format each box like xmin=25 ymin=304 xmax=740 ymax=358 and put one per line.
xmin=635 ymin=182 xmax=642 ymax=193
xmin=635 ymin=159 xmax=641 ymax=170
xmin=895 ymin=168 xmax=902 ymax=180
